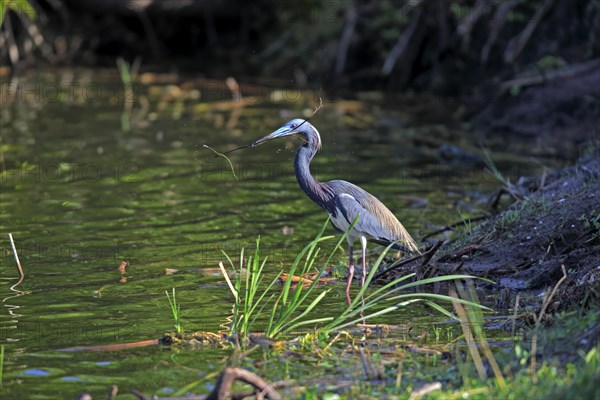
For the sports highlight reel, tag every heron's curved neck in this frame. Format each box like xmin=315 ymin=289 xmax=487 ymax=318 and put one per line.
xmin=294 ymin=142 xmax=332 ymax=210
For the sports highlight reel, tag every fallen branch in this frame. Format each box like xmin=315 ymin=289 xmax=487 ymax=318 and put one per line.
xmin=500 ymin=58 xmax=600 ymax=94
xmin=99 ymin=368 xmax=281 ymax=400
xmin=419 ymin=240 xmax=445 ymax=268
xmin=207 ymin=367 xmax=281 ymax=400
xmin=373 ymin=240 xmax=443 ymax=281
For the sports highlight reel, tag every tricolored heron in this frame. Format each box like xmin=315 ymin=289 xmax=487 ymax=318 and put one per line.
xmin=251 ymin=119 xmax=420 ymax=304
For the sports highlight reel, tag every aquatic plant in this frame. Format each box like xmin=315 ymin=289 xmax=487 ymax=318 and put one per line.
xmin=320 ymin=245 xmax=489 ymax=333
xmin=220 ymin=218 xmax=349 ymax=341
xmin=165 ymin=288 xmax=183 ymax=338
xmin=220 ymin=218 xmax=489 ymax=342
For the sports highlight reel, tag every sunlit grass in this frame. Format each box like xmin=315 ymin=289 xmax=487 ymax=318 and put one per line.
xmin=220 ymin=217 xmax=489 ymax=343
xmin=165 ymin=288 xmax=183 ymax=338
xmin=220 ymin=218 xmax=348 ymax=342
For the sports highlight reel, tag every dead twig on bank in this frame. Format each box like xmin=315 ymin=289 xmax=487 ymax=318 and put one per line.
xmin=373 ymin=240 xmax=444 ymax=281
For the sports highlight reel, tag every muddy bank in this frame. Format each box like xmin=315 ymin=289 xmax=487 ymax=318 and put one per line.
xmin=381 ymin=153 xmax=599 ymax=311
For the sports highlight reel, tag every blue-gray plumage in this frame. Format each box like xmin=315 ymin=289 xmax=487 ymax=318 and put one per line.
xmin=251 ymin=119 xmax=419 ymax=304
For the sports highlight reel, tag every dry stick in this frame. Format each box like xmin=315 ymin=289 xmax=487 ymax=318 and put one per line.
xmin=128 ymin=368 xmax=281 ymax=400
xmin=418 ymin=239 xmax=445 ymax=268
xmin=218 ymin=261 xmax=238 ymax=302
xmin=8 ymin=233 xmax=24 ymax=278
xmin=203 ymin=144 xmax=238 ymax=180
xmin=206 ymin=367 xmax=281 ymax=400
xmin=311 ymin=96 xmax=324 ymax=117
xmin=530 ymin=264 xmax=568 ymax=379
xmin=372 ymin=240 xmax=443 ymax=281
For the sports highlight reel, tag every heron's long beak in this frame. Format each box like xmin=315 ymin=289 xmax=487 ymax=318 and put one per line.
xmin=251 ymin=126 xmax=294 ymax=147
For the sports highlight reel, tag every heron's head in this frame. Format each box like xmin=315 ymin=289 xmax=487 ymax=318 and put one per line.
xmin=251 ymin=118 xmax=321 ymax=149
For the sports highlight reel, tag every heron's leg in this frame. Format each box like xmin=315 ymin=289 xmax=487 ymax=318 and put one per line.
xmin=360 ymin=236 xmax=367 ymax=287
xmin=346 ymin=244 xmax=354 ymax=305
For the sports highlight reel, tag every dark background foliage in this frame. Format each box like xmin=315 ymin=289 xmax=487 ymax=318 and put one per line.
xmin=2 ymin=0 xmax=598 ymax=94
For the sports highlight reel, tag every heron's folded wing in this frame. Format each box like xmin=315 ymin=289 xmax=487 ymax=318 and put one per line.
xmin=335 ymin=192 xmax=420 ymax=253
xmin=335 ymin=193 xmax=392 ymax=241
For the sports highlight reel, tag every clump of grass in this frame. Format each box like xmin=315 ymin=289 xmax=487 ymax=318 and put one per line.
xmin=220 ymin=218 xmax=489 ymax=343
xmin=165 ymin=288 xmax=183 ymax=338
xmin=494 ymin=208 xmax=521 ymax=230
xmin=221 ymin=218 xmax=349 ymax=342
xmin=321 ymin=244 xmax=490 ymax=333
xmin=221 ymin=237 xmax=277 ymax=341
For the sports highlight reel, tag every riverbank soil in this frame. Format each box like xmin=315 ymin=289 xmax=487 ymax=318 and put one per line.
xmin=380 ymin=66 xmax=600 ymax=370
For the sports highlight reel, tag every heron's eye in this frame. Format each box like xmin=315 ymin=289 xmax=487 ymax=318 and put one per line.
xmin=290 ymin=124 xmax=296 ymax=129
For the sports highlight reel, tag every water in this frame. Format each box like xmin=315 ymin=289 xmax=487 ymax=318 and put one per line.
xmin=0 ymin=70 xmax=531 ymax=398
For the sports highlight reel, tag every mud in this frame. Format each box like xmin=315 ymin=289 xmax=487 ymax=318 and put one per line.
xmin=382 ymin=154 xmax=599 ymax=313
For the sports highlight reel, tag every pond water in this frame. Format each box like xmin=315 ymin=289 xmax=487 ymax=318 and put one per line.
xmin=0 ymin=69 xmax=537 ymax=398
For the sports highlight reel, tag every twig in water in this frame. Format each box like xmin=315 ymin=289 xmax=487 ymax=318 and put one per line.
xmin=8 ymin=233 xmax=24 ymax=278
xmin=218 ymin=261 xmax=238 ymax=302
xmin=203 ymin=144 xmax=238 ymax=180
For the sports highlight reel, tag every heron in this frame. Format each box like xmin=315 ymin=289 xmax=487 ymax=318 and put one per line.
xmin=250 ymin=118 xmax=420 ymax=304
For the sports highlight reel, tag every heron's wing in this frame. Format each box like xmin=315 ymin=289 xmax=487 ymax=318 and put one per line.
xmin=332 ymin=184 xmax=419 ymax=253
